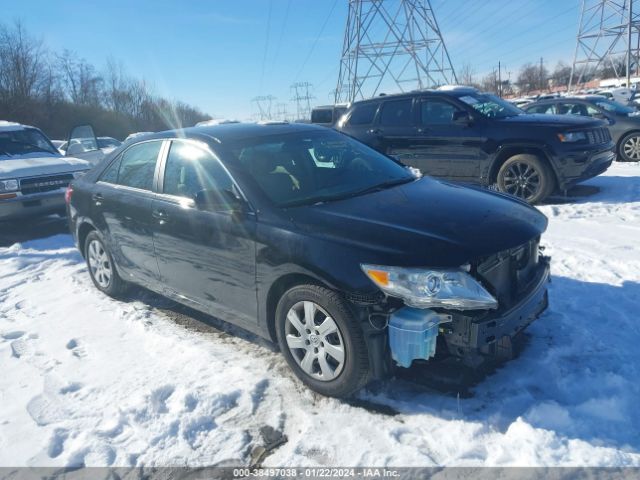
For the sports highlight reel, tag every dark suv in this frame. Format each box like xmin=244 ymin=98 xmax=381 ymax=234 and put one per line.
xmin=336 ymin=87 xmax=615 ymax=203
xmin=67 ymin=123 xmax=550 ymax=397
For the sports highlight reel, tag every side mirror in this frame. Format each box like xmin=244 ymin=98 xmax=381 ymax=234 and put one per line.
xmin=452 ymin=111 xmax=473 ymax=126
xmin=194 ymin=188 xmax=245 ymax=214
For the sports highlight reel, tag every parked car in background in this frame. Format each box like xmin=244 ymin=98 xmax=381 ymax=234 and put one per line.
xmin=124 ymin=132 xmax=153 ymax=142
xmin=335 ymin=86 xmax=615 ymax=203
xmin=0 ymin=121 xmax=91 ymax=221
xmin=67 ymin=122 xmax=550 ymax=397
xmin=523 ymin=95 xmax=640 ymax=161
xmin=311 ymin=104 xmax=350 ymax=127
xmin=97 ymin=136 xmax=122 ymax=154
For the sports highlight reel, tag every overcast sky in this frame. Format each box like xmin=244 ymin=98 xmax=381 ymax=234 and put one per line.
xmin=4 ymin=0 xmax=579 ymax=119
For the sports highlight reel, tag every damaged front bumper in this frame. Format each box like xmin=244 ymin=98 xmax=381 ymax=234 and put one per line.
xmin=440 ymin=255 xmax=550 ymax=367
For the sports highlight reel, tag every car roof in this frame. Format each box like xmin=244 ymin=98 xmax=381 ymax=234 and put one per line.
xmin=526 ymin=95 xmax=605 ymax=105
xmin=0 ymin=120 xmax=36 ymax=133
xmin=348 ymin=87 xmax=482 ymax=106
xmin=145 ymin=122 xmax=329 ymax=145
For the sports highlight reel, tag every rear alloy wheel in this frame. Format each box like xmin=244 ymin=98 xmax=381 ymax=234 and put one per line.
xmin=619 ymin=133 xmax=640 ymax=161
xmin=275 ymin=285 xmax=369 ymax=397
xmin=497 ymin=154 xmax=554 ymax=204
xmin=84 ymin=231 xmax=127 ymax=297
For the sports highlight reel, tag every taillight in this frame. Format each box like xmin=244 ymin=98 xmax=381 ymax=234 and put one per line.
xmin=65 ymin=185 xmax=73 ymax=204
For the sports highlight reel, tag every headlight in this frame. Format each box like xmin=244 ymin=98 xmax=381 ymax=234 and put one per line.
xmin=557 ymin=131 xmax=587 ymax=142
xmin=0 ymin=179 xmax=19 ymax=193
xmin=361 ymin=264 xmax=498 ymax=310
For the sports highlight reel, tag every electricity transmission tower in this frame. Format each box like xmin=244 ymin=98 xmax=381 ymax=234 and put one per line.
xmin=251 ymin=95 xmax=276 ymax=121
xmin=334 ymin=0 xmax=457 ymax=104
xmin=570 ymin=0 xmax=640 ymax=88
xmin=275 ymin=102 xmax=290 ymax=121
xmin=290 ymin=82 xmax=314 ymax=120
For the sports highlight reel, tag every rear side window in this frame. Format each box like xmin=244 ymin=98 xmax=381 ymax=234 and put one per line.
xmin=527 ymin=104 xmax=556 ymax=114
xmin=100 ymin=141 xmax=161 ymax=191
xmin=347 ymin=103 xmax=378 ymax=125
xmin=311 ymin=109 xmax=333 ymax=124
xmin=380 ymin=99 xmax=413 ymax=126
xmin=420 ymin=99 xmax=461 ymax=125
xmin=163 ymin=141 xmax=233 ymax=199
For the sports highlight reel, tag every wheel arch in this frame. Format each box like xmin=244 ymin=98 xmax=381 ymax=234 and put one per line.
xmin=489 ymin=145 xmax=558 ymax=186
xmin=77 ymin=220 xmax=97 ymax=258
xmin=264 ymin=272 xmax=332 ymax=343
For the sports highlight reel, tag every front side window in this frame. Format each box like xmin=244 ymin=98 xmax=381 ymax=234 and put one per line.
xmin=347 ymin=103 xmax=378 ymax=125
xmin=102 ymin=141 xmax=161 ymax=190
xmin=420 ymin=99 xmax=462 ymax=124
xmin=227 ymin=130 xmax=414 ymax=207
xmin=380 ymin=99 xmax=413 ymax=126
xmin=163 ymin=141 xmax=233 ymax=200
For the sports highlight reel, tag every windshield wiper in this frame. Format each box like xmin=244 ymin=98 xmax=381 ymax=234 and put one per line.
xmin=280 ymin=177 xmax=415 ymax=208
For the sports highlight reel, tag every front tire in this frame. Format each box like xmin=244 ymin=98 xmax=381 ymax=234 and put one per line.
xmin=275 ymin=284 xmax=369 ymax=397
xmin=619 ymin=132 xmax=640 ymax=162
xmin=496 ymin=154 xmax=555 ymax=204
xmin=84 ymin=231 xmax=127 ymax=297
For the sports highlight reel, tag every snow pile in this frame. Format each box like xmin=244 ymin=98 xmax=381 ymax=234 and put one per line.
xmin=1 ymin=163 xmax=639 ymax=467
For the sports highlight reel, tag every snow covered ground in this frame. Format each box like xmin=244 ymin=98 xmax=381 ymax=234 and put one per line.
xmin=0 ymin=163 xmax=639 ymax=468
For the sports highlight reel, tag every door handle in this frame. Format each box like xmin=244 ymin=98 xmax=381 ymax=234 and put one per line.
xmin=416 ymin=127 xmax=430 ymax=134
xmin=92 ymin=193 xmax=103 ymax=206
xmin=367 ymin=128 xmax=382 ymax=135
xmin=152 ymin=209 xmax=169 ymax=223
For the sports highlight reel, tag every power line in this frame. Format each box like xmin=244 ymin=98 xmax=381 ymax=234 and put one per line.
xmin=259 ymin=0 xmax=274 ymax=90
xmin=295 ymin=0 xmax=340 ymax=80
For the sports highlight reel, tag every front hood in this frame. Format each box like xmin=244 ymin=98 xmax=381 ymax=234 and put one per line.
xmin=0 ymin=155 xmax=91 ymax=179
xmin=500 ymin=113 xmax=604 ymax=129
xmin=287 ymin=177 xmax=548 ymax=267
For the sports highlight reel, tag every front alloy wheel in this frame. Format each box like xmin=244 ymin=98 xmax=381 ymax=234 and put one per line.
xmin=285 ymin=301 xmax=345 ymax=381
xmin=621 ymin=133 xmax=640 ymax=161
xmin=497 ymin=154 xmax=554 ymax=204
xmin=275 ymin=284 xmax=369 ymax=397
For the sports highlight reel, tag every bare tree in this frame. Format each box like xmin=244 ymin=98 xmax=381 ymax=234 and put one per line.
xmin=58 ymin=50 xmax=104 ymax=106
xmin=517 ymin=62 xmax=549 ymax=93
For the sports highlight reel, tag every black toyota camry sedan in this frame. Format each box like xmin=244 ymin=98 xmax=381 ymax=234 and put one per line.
xmin=67 ymin=122 xmax=550 ymax=397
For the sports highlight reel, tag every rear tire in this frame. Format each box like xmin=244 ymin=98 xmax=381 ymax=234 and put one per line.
xmin=496 ymin=154 xmax=555 ymax=204
xmin=275 ymin=284 xmax=369 ymax=397
xmin=84 ymin=231 xmax=127 ymax=298
xmin=618 ymin=132 xmax=640 ymax=162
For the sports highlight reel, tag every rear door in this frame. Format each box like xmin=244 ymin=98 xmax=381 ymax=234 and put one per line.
xmin=375 ymin=98 xmax=417 ymax=164
xmin=91 ymin=139 xmax=164 ymax=286
xmin=151 ymin=139 xmax=258 ymax=326
xmin=341 ymin=101 xmax=382 ymax=150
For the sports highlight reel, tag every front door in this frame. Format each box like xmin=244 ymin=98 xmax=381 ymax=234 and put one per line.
xmin=409 ymin=97 xmax=486 ymax=181
xmin=151 ymin=139 xmax=258 ymax=326
xmin=65 ymin=125 xmax=105 ymax=165
xmin=91 ymin=139 xmax=164 ymax=285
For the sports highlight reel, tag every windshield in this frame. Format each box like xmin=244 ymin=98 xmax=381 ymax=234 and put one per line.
xmin=226 ymin=130 xmax=415 ymax=207
xmin=0 ymin=128 xmax=58 ymax=158
xmin=594 ymin=99 xmax=636 ymax=115
xmin=458 ymin=93 xmax=523 ymax=118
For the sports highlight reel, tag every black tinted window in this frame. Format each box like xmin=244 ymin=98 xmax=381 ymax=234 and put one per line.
xmin=348 ymin=103 xmax=378 ymax=125
xmin=526 ymin=104 xmax=556 ymax=114
xmin=117 ymin=141 xmax=161 ymax=190
xmin=163 ymin=141 xmax=232 ymax=199
xmin=420 ymin=99 xmax=460 ymax=125
xmin=380 ymin=99 xmax=413 ymax=126
xmin=311 ymin=109 xmax=333 ymax=124
xmin=100 ymin=156 xmax=121 ymax=183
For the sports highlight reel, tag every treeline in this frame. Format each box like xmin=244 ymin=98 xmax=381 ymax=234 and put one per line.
xmin=0 ymin=21 xmax=211 ymax=140
xmin=460 ymin=56 xmax=637 ymax=96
